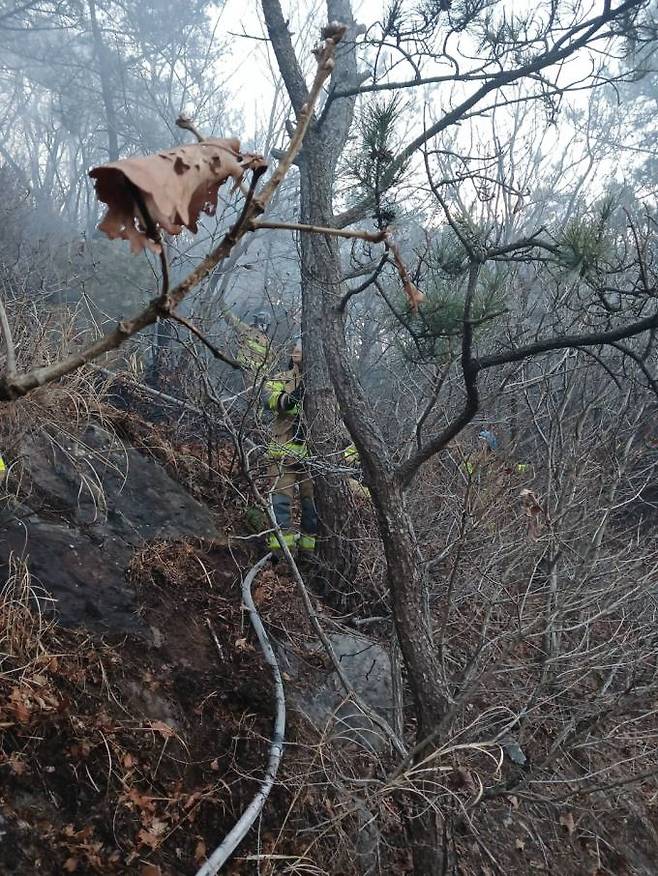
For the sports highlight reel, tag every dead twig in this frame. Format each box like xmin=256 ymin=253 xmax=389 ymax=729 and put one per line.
xmin=251 ymin=219 xmax=386 ymax=242
xmin=176 ymin=113 xmax=205 ymax=143
xmin=168 ymin=311 xmax=241 ymax=369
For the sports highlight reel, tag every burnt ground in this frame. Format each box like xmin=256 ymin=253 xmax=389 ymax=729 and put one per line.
xmin=1 ymin=398 xmax=657 ymax=875
xmin=3 ymin=537 xmax=656 ymax=876
xmin=0 ymin=541 xmax=352 ymax=876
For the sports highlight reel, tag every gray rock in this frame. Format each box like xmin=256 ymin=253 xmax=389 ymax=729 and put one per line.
xmin=0 ymin=515 xmax=141 ymax=633
xmin=279 ymin=631 xmax=395 ymax=753
xmin=0 ymin=422 xmax=219 ymax=634
xmin=21 ymin=423 xmax=218 ymax=544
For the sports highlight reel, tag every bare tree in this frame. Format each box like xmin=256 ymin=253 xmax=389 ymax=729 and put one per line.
xmin=260 ymin=1 xmax=658 ymax=870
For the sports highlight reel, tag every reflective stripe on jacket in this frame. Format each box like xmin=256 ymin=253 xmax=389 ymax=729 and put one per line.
xmin=263 ymin=367 xmax=305 ymax=457
xmin=238 ymin=333 xmax=269 ymax=370
xmin=267 ymin=441 xmax=308 ymax=460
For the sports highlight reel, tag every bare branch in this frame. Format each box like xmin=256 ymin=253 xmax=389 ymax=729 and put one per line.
xmin=339 ymin=252 xmax=388 ymax=309
xmin=168 ymin=311 xmax=241 ymax=369
xmin=398 ymin=261 xmax=481 ymax=487
xmin=0 ymin=293 xmax=17 ymax=378
xmin=334 ymin=0 xmax=646 ymax=229
xmin=476 ymin=310 xmax=658 ymax=372
xmin=251 ymin=218 xmax=385 ymax=242
xmin=175 ymin=113 xmax=204 ymax=143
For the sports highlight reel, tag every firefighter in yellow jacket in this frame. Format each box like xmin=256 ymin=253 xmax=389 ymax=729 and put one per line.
xmin=263 ymin=337 xmax=317 ymax=553
xmin=221 ymin=306 xmax=273 ymax=375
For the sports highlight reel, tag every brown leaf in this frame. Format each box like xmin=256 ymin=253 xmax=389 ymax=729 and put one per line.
xmin=140 ymin=866 xmax=161 ymax=876
xmin=149 ymin=719 xmax=175 ymax=738
xmin=137 ymin=828 xmax=162 ymax=850
xmin=63 ymin=858 xmax=79 ymax=872
xmin=384 ymin=231 xmax=425 ymax=312
xmin=9 ymin=689 xmax=31 ymax=724
xmin=9 ymin=753 xmax=26 ymax=775
xmin=125 ymin=787 xmax=156 ymax=812
xmin=184 ymin=791 xmax=202 ymax=810
xmin=252 ymin=584 xmax=269 ymax=605
xmin=403 ymin=278 xmax=425 ymax=310
xmin=559 ymin=811 xmax=576 ymax=835
xmin=89 ymin=140 xmax=267 ymax=254
xmin=194 ymin=839 xmax=207 ymax=863
xmin=123 ymin=752 xmax=135 ymax=768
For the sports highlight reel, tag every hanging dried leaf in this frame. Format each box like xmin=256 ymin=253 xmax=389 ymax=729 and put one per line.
xmin=89 ymin=139 xmax=267 ymax=254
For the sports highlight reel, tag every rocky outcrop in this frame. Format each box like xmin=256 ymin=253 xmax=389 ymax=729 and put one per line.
xmin=278 ymin=631 xmax=395 ymax=753
xmin=0 ymin=422 xmax=218 ymax=632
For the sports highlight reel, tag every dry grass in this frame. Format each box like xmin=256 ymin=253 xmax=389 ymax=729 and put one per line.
xmin=0 ymin=552 xmax=55 ymax=679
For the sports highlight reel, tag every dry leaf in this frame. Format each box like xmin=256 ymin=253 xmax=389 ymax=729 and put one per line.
xmin=403 ymin=278 xmax=425 ymax=309
xmin=63 ymin=858 xmax=79 ymax=872
xmin=125 ymin=787 xmax=156 ymax=812
xmin=9 ymin=689 xmax=31 ymax=724
xmin=559 ymin=811 xmax=576 ymax=834
xmin=9 ymin=753 xmax=26 ymax=775
xmin=519 ymin=488 xmax=544 ymax=541
xmin=140 ymin=866 xmax=161 ymax=876
xmin=194 ymin=839 xmax=207 ymax=863
xmin=253 ymin=584 xmax=270 ymax=605
xmin=185 ymin=791 xmax=202 ymax=810
xmin=384 ymin=232 xmax=425 ymax=311
xmin=137 ymin=828 xmax=162 ymax=850
xmin=210 ymin=758 xmax=220 ymax=771
xmin=515 ymin=837 xmax=525 ymax=851
xmin=149 ymin=719 xmax=175 ymax=738
xmin=90 ymin=140 xmax=267 ymax=254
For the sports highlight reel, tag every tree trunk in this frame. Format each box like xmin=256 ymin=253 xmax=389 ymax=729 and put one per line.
xmin=262 ymin=1 xmax=446 ymax=869
xmin=299 ymin=148 xmax=359 ymax=597
xmin=88 ymin=0 xmax=120 ymax=162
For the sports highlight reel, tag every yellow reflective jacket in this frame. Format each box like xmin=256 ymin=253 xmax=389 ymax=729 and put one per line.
xmin=263 ymin=366 xmax=306 ymax=459
xmin=221 ymin=308 xmax=271 ymax=373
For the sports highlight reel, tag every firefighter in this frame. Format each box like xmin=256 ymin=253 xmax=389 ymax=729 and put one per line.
xmin=220 ymin=306 xmax=273 ymax=374
xmin=463 ymin=428 xmax=529 ymax=477
xmin=263 ymin=337 xmax=317 ymax=553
